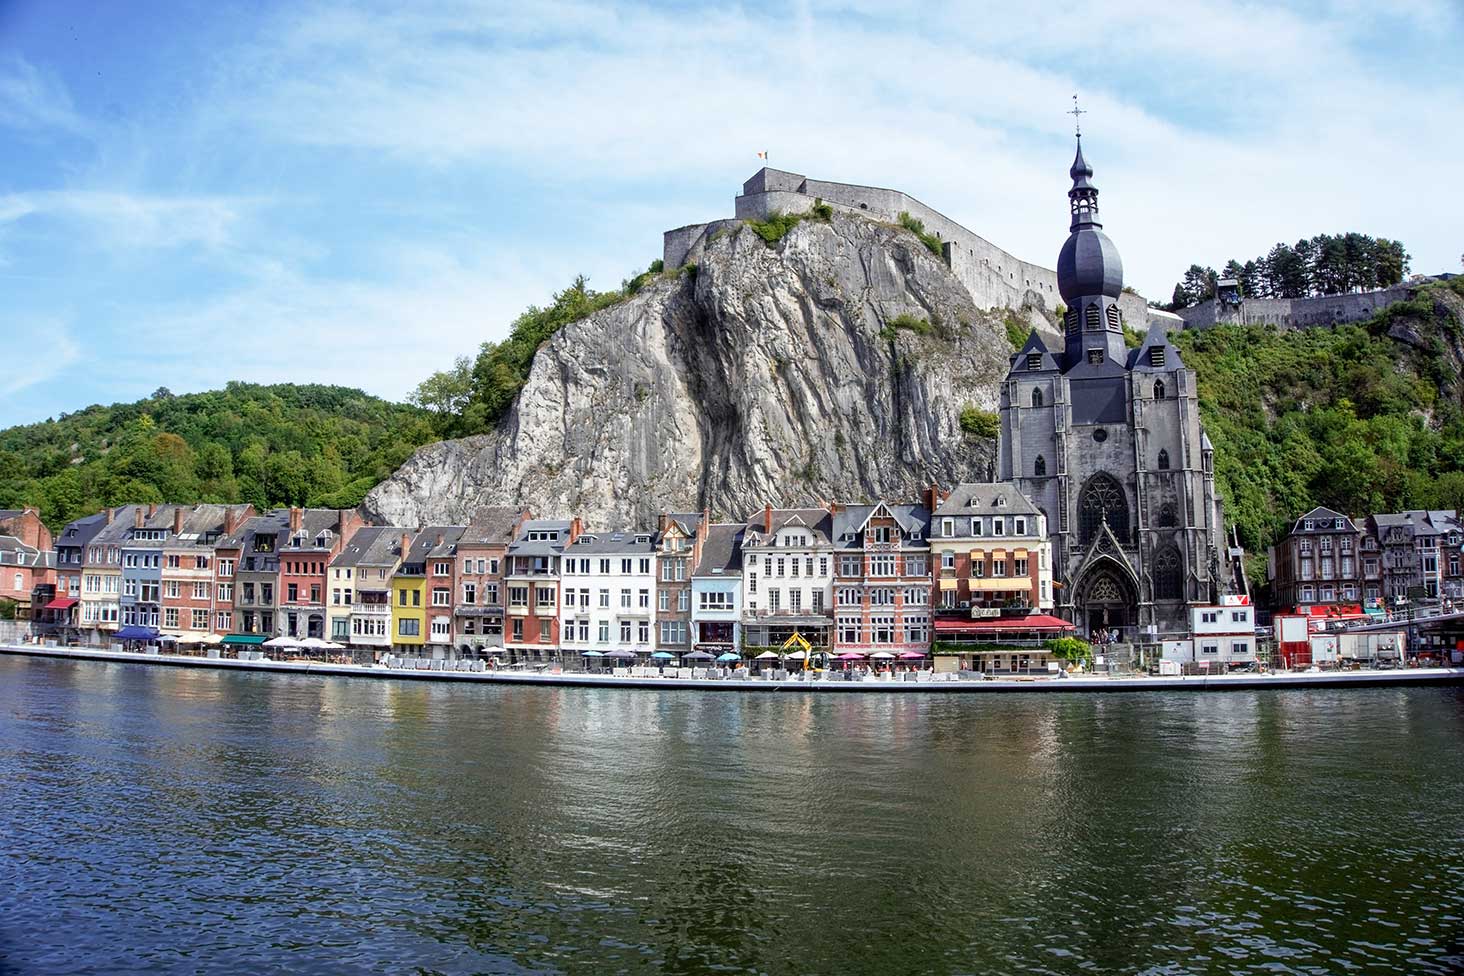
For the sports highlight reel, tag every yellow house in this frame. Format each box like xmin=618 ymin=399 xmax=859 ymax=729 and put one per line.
xmin=390 ymin=531 xmax=427 ymax=652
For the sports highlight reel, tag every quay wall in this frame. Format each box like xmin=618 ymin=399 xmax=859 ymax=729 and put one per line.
xmin=5 ymin=644 xmax=1463 ymax=695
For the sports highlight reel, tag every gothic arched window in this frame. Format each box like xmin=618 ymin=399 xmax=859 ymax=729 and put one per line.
xmin=1034 ymin=455 xmax=1046 ymax=477
xmin=1158 ymin=501 xmax=1178 ymax=527
xmin=1154 ymin=380 xmax=1166 ymax=399
xmin=1153 ymin=546 xmax=1183 ymax=600
xmin=1157 ymin=449 xmax=1170 ymax=470
xmin=1078 ymin=473 xmax=1130 ymax=544
xmin=1032 ymin=388 xmax=1044 ymax=408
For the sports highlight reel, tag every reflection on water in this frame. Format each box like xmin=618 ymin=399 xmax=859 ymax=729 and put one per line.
xmin=1 ymin=655 xmax=1462 ymax=975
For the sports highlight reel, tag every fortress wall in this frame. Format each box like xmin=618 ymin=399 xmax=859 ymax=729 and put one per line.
xmin=1176 ymin=284 xmax=1414 ymax=331
xmin=667 ymin=168 xmax=1162 ymax=330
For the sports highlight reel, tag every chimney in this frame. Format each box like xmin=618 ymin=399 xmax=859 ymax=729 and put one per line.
xmin=764 ymin=503 xmax=773 ymax=533
xmin=289 ymin=507 xmax=303 ymax=532
xmin=134 ymin=507 xmax=145 ymax=529
xmin=435 ymin=532 xmax=444 ymax=547
xmin=658 ymin=513 xmax=669 ymax=534
xmin=569 ymin=517 xmax=583 ymax=542
xmin=925 ymin=483 xmax=944 ymax=513
xmin=148 ymin=503 xmax=158 ymax=518
xmin=400 ymin=533 xmax=411 ymax=559
xmin=106 ymin=507 xmax=115 ymax=524
xmin=224 ymin=507 xmax=244 ymax=536
xmin=173 ymin=507 xmax=185 ymax=535
xmin=337 ymin=509 xmax=351 ymax=535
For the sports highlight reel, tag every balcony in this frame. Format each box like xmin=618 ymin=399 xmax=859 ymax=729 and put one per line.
xmin=351 ymin=602 xmax=391 ymax=616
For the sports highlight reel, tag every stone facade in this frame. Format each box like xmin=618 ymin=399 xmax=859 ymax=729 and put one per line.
xmin=998 ymin=140 xmax=1227 ymax=641
xmin=1270 ymin=507 xmax=1361 ymax=609
xmin=1176 ymin=285 xmax=1414 ymax=331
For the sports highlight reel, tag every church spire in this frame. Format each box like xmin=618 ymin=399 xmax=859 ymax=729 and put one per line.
xmin=1066 ymin=95 xmax=1100 ymax=231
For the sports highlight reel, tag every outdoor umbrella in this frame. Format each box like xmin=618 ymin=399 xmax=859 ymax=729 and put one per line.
xmin=870 ymin=651 xmax=896 ymax=660
xmin=262 ymin=636 xmax=297 ymax=648
xmin=785 ymin=650 xmax=807 ymax=660
xmin=581 ymin=650 xmax=605 ymax=657
xmin=715 ymin=652 xmax=741 ymax=663
xmin=837 ymin=652 xmax=866 ymax=660
xmin=604 ymin=649 xmax=636 ymax=659
xmin=898 ymin=650 xmax=926 ymax=659
xmin=651 ymin=651 xmax=676 ymax=660
xmin=754 ymin=650 xmax=779 ymax=660
xmin=682 ymin=650 xmax=715 ymax=661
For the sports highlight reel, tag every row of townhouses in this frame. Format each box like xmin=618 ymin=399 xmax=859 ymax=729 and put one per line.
xmin=1269 ymin=506 xmax=1464 ymax=610
xmin=15 ymin=485 xmax=1102 ymax=671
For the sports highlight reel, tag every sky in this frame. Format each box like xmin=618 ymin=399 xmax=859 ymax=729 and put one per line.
xmin=1 ymin=0 xmax=1460 ymax=429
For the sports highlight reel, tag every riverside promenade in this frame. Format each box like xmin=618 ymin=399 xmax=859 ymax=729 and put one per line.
xmin=4 ymin=643 xmax=1463 ymax=694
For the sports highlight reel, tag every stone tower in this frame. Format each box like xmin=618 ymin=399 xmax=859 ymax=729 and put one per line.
xmin=997 ymin=137 xmax=1227 ymax=640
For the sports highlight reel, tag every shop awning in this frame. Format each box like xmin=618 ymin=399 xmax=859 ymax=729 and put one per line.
xmin=220 ymin=634 xmax=268 ymax=646
xmin=115 ymin=625 xmax=159 ymax=641
xmin=969 ymin=577 xmax=1033 ymax=591
xmin=44 ymin=596 xmax=78 ymax=610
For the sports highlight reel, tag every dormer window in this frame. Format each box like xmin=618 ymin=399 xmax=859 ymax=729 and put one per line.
xmin=1026 ymin=353 xmax=1042 ymax=371
xmin=1148 ymin=347 xmax=1165 ymax=368
xmin=941 ymin=518 xmax=953 ymax=537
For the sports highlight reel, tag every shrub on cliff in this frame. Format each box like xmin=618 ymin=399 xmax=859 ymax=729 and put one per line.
xmin=959 ymin=406 xmax=999 ymax=438
xmin=897 ymin=211 xmax=944 ymax=258
xmin=746 ymin=200 xmax=832 ymax=246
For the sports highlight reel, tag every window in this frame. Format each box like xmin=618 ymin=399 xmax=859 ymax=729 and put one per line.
xmin=942 ymin=518 xmax=953 ymax=537
xmin=508 ymin=585 xmax=528 ymax=607
xmin=1086 ymin=348 xmax=1105 ymax=365
xmin=659 ymin=589 xmax=670 ymax=611
xmin=870 ymin=555 xmax=896 ymax=577
xmin=905 ymin=555 xmax=927 ymax=576
xmin=599 ymin=621 xmax=610 ymax=643
xmin=1157 ymin=449 xmax=1170 ymax=471
xmin=539 ymin=620 xmax=551 ymax=642
xmin=768 ymin=588 xmax=780 ymax=611
xmin=432 ymin=588 xmax=450 ymax=606
xmin=1154 ymin=379 xmax=1166 ymax=399
xmin=164 ymin=608 xmax=179 ymax=628
xmin=838 ymin=617 xmax=861 ymax=643
xmin=397 ymin=618 xmax=420 ymax=637
xmin=512 ymin=619 xmax=524 ymax=642
xmin=463 ymin=582 xmax=477 ymax=604
xmin=1014 ymin=558 xmax=1028 ymax=576
xmin=638 ymin=588 xmax=649 ymax=609
xmin=434 ymin=561 xmax=450 ymax=576
xmin=870 ymin=588 xmax=894 ymax=606
xmin=789 ymin=589 xmax=802 ymax=612
xmin=812 ymin=589 xmax=823 ymax=612
xmin=941 ymin=551 xmax=954 ymax=571
xmin=1231 ymin=641 xmax=1249 ymax=658
xmin=1078 ymin=473 xmax=1130 ymax=544
xmin=1153 ymin=546 xmax=1182 ymax=600
xmin=1031 ymin=388 xmax=1044 ymax=407
xmin=288 ymin=583 xmax=299 ymax=602
xmin=536 ymin=586 xmax=555 ymax=609
xmin=678 ymin=590 xmax=689 ymax=612
xmin=1034 ymin=455 xmax=1046 ymax=477
xmin=840 ymin=555 xmax=861 ymax=576
xmin=193 ymin=582 xmax=209 ymax=600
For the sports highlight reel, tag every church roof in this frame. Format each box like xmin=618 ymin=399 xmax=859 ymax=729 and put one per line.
xmin=1128 ymin=321 xmax=1184 ymax=372
xmin=1008 ymin=330 xmax=1062 ymax=373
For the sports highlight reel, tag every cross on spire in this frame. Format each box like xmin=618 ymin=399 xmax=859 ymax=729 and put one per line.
xmin=1068 ymin=93 xmax=1086 ymax=137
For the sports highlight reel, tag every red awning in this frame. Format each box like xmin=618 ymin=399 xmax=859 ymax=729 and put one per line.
xmin=934 ymin=614 xmax=1074 ymax=633
xmin=44 ymin=597 xmax=78 ymax=610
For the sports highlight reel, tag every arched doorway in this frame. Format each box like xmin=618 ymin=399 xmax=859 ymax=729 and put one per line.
xmin=1074 ymin=562 xmax=1139 ymax=641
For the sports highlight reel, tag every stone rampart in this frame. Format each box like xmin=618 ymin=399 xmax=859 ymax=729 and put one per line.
xmin=667 ymin=167 xmax=1158 ymax=331
xmin=1177 ymin=285 xmax=1413 ymax=330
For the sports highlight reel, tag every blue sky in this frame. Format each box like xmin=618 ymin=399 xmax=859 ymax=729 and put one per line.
xmin=2 ymin=0 xmax=1460 ymax=428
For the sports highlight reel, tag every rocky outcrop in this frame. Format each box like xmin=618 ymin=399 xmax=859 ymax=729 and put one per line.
xmin=366 ymin=213 xmax=1036 ymax=528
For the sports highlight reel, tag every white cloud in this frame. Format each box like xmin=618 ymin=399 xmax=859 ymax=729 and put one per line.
xmin=0 ymin=190 xmax=249 ymax=252
xmin=0 ymin=55 xmax=87 ymax=135
xmin=1 ymin=316 xmax=80 ymax=397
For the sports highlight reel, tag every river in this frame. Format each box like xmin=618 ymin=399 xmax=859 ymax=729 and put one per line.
xmin=0 ymin=655 xmax=1461 ymax=975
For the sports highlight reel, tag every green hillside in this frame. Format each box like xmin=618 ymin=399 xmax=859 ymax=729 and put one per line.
xmin=0 ymin=383 xmax=435 ymax=530
xmin=1174 ymin=277 xmax=1464 ymax=583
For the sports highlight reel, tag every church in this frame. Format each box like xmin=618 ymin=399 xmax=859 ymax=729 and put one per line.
xmin=997 ymin=137 xmax=1228 ymax=640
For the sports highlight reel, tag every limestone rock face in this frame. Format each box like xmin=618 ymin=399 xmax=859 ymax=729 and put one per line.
xmin=365 ymin=213 xmax=1028 ymax=528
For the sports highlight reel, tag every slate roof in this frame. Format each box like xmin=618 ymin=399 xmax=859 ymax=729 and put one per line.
xmin=830 ymin=502 xmax=931 ymax=549
xmin=333 ymin=526 xmax=409 ymax=568
xmin=405 ymin=526 xmax=466 ymax=565
xmin=460 ymin=507 xmax=525 ymax=548
xmin=740 ymin=507 xmax=833 ymax=547
xmin=1128 ymin=322 xmax=1185 ymax=372
xmin=932 ymin=482 xmax=1041 ymax=518
xmin=56 ymin=512 xmax=109 ymax=549
xmin=692 ymin=523 xmax=744 ymax=577
xmin=660 ymin=512 xmax=703 ymax=538
xmin=507 ymin=519 xmax=575 ymax=556
xmin=1290 ymin=507 xmax=1356 ymax=534
xmin=1008 ymin=330 xmax=1062 ymax=373
xmin=568 ymin=530 xmax=656 ymax=554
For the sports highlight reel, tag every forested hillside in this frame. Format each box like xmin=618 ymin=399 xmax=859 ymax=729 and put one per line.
xmin=0 ymin=384 xmax=434 ymax=530
xmin=1174 ymin=278 xmax=1464 ymax=582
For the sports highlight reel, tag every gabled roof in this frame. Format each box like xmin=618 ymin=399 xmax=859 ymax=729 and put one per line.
xmin=333 ymin=525 xmax=409 ymax=568
xmin=1129 ymin=322 xmax=1184 ymax=372
xmin=57 ymin=512 xmax=109 ymax=547
xmin=830 ymin=502 xmax=931 ymax=549
xmin=693 ymin=523 xmax=744 ymax=577
xmin=406 ymin=526 xmax=465 ymax=563
xmin=1007 ymin=330 xmax=1061 ymax=374
xmin=1290 ymin=507 xmax=1355 ymax=534
xmin=741 ymin=507 xmax=833 ymax=546
xmin=507 ymin=519 xmax=575 ymax=556
xmin=660 ymin=512 xmax=703 ymax=538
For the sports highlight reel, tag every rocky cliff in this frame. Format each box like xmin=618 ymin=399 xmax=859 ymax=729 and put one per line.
xmin=366 ymin=213 xmax=1045 ymax=528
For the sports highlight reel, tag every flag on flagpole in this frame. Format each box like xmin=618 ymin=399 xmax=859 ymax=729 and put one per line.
xmin=756 ymin=151 xmax=768 ymax=160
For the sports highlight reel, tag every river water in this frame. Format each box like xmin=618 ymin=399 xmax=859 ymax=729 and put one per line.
xmin=0 ymin=655 xmax=1461 ymax=975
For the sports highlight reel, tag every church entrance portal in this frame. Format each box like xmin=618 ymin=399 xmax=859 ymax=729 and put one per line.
xmin=1074 ymin=564 xmax=1138 ymax=641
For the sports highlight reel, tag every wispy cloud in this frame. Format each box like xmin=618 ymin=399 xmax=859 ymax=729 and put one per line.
xmin=1 ymin=316 xmax=80 ymax=397
xmin=0 ymin=190 xmax=249 ymax=252
xmin=0 ymin=54 xmax=88 ymax=135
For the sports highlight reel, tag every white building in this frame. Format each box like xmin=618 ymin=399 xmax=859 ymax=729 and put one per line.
xmin=741 ymin=505 xmax=836 ymax=651
xmin=1187 ymin=595 xmax=1256 ymax=665
xmin=691 ymin=523 xmax=743 ymax=655
xmin=559 ymin=530 xmax=658 ymax=657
